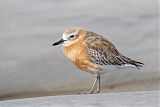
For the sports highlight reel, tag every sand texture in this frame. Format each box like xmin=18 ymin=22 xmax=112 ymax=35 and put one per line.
xmin=0 ymin=91 xmax=159 ymax=107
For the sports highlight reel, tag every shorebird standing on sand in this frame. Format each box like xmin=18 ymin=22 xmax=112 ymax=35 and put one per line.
xmin=52 ymin=27 xmax=143 ymax=94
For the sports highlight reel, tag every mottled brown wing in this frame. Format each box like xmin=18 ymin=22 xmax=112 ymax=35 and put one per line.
xmin=84 ymin=31 xmax=143 ymax=68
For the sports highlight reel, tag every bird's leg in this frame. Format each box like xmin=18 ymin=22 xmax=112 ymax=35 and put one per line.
xmin=77 ymin=74 xmax=99 ymax=94
xmin=95 ymin=74 xmax=101 ymax=93
xmin=88 ymin=74 xmax=98 ymax=94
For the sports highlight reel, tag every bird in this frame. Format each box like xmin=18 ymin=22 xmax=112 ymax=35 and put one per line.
xmin=52 ymin=27 xmax=144 ymax=94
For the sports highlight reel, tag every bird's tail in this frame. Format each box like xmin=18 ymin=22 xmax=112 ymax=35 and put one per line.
xmin=130 ymin=60 xmax=144 ymax=69
xmin=121 ymin=55 xmax=144 ymax=69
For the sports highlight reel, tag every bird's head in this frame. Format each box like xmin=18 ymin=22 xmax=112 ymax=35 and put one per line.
xmin=52 ymin=27 xmax=86 ymax=47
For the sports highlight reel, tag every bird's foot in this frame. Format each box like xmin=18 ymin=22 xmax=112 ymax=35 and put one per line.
xmin=76 ymin=91 xmax=94 ymax=94
xmin=94 ymin=90 xmax=100 ymax=94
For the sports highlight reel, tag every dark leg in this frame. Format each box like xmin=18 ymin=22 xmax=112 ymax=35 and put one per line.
xmin=95 ymin=74 xmax=100 ymax=93
xmin=95 ymin=74 xmax=101 ymax=93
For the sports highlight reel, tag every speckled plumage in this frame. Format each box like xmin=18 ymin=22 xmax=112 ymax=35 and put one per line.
xmin=52 ymin=27 xmax=144 ymax=94
xmin=84 ymin=31 xmax=143 ymax=68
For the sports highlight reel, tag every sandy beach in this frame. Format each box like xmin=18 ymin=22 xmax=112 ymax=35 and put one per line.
xmin=0 ymin=91 xmax=159 ymax=107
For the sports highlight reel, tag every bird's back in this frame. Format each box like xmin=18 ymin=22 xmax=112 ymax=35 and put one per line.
xmin=83 ymin=31 xmax=144 ymax=69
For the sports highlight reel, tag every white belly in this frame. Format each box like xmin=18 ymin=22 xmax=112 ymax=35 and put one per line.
xmin=101 ymin=64 xmax=137 ymax=74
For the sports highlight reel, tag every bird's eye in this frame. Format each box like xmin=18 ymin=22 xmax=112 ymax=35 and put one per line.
xmin=69 ymin=34 xmax=78 ymax=40
xmin=70 ymin=35 xmax=75 ymax=38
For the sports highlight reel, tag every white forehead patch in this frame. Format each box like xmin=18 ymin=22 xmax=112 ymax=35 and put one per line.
xmin=62 ymin=32 xmax=78 ymax=40
xmin=62 ymin=32 xmax=71 ymax=46
xmin=62 ymin=32 xmax=77 ymax=47
xmin=62 ymin=32 xmax=67 ymax=40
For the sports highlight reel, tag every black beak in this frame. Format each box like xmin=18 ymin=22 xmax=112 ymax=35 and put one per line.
xmin=52 ymin=39 xmax=65 ymax=46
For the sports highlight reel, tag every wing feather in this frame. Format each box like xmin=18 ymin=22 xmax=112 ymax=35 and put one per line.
xmin=83 ymin=31 xmax=144 ymax=68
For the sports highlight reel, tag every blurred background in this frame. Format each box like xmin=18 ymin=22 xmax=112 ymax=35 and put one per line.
xmin=0 ymin=0 xmax=159 ymax=100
